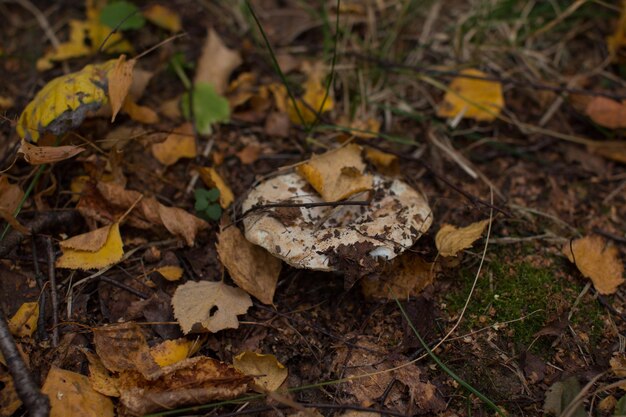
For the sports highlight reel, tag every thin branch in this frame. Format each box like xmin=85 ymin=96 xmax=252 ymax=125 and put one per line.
xmin=30 ymin=238 xmax=48 ymax=341
xmin=45 ymin=236 xmax=59 ymax=347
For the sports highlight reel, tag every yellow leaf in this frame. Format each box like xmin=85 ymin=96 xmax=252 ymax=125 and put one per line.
xmin=287 ymin=64 xmax=334 ymax=125
xmin=155 ymin=266 xmax=184 ymax=281
xmin=56 ymin=223 xmax=124 ymax=270
xmin=42 ymin=367 xmax=114 ymax=417
xmin=608 ymin=0 xmax=626 ymax=61
xmin=85 ymin=350 xmax=120 ymax=397
xmin=296 ymin=144 xmax=372 ymax=202
xmin=38 ymin=1 xmax=133 ymax=69
xmin=143 ymin=4 xmax=182 ymax=32
xmin=435 ymin=219 xmax=489 ymax=257
xmin=172 ymin=281 xmax=252 ymax=334
xmin=70 ymin=175 xmax=91 ymax=202
xmin=151 ymin=123 xmax=197 ymax=166
xmin=17 ymin=59 xmax=118 ymax=142
xmin=563 ymin=235 xmax=625 ymax=295
xmin=8 ymin=302 xmax=39 ymax=338
xmin=437 ymin=69 xmax=504 ymax=122
xmin=233 ymin=351 xmax=288 ymax=392
xmin=364 ymin=147 xmax=399 ymax=176
xmin=0 ymin=96 xmax=14 ymax=109
xmin=121 ymin=99 xmax=159 ymax=124
xmin=150 ymin=339 xmax=192 ymax=367
xmin=198 ymin=167 xmax=234 ymax=209
xmin=109 ymin=55 xmax=136 ymax=122
xmin=0 ymin=372 xmax=22 ymax=416
xmin=18 ymin=140 xmax=84 ymax=165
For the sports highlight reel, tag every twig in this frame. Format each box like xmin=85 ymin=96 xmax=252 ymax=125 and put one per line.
xmin=0 ymin=312 xmax=50 ymax=417
xmin=592 ymin=227 xmax=626 ymax=244
xmin=99 ymin=276 xmax=149 ymax=299
xmin=30 ymin=238 xmax=48 ymax=341
xmin=0 ymin=210 xmax=78 ymax=258
xmin=45 ymin=236 xmax=59 ymax=347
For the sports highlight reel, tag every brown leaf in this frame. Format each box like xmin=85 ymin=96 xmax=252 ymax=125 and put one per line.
xmin=0 ymin=176 xmax=24 ymax=214
xmin=361 ymin=254 xmax=436 ymax=300
xmin=117 ymin=356 xmax=250 ymax=416
xmin=158 ymin=203 xmax=208 ymax=247
xmin=235 ymin=144 xmax=262 ymax=164
xmin=194 ymin=28 xmax=242 ymax=94
xmin=18 ymin=140 xmax=84 ymax=165
xmin=42 ymin=367 xmax=114 ymax=417
xmin=85 ymin=350 xmax=120 ymax=397
xmin=172 ymin=281 xmax=252 ymax=334
xmin=93 ymin=322 xmax=162 ymax=380
xmin=585 ymin=96 xmax=626 ymax=129
xmin=217 ymin=225 xmax=281 ymax=305
xmin=233 ymin=351 xmax=288 ymax=392
xmin=0 ymin=371 xmax=21 ymax=417
xmin=435 ymin=219 xmax=489 ymax=257
xmin=109 ymin=55 xmax=136 ymax=122
xmin=563 ymin=235 xmax=624 ymax=295
xmin=589 ymin=141 xmax=626 ymax=164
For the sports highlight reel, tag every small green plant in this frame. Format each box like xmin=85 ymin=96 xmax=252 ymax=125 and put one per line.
xmin=100 ymin=1 xmax=145 ymax=31
xmin=194 ymin=188 xmax=222 ymax=221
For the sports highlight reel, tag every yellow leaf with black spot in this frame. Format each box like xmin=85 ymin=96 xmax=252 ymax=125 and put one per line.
xmin=8 ymin=302 xmax=39 ymax=338
xmin=56 ymin=223 xmax=124 ymax=270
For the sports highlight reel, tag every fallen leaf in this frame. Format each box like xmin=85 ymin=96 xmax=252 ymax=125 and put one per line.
xmin=8 ymin=301 xmax=39 ymax=337
xmin=217 ymin=225 xmax=282 ymax=305
xmin=435 ymin=219 xmax=489 ymax=257
xmin=364 ymin=147 xmax=399 ymax=176
xmin=287 ymin=61 xmax=334 ymax=124
xmin=195 ymin=28 xmax=242 ymax=94
xmin=437 ymin=69 xmax=504 ymax=122
xmin=0 ymin=176 xmax=24 ymax=214
xmin=154 ymin=266 xmax=184 ymax=282
xmin=0 ymin=96 xmax=14 ymax=109
xmin=543 ymin=377 xmax=586 ymax=417
xmin=143 ymin=4 xmax=182 ymax=32
xmin=598 ymin=395 xmax=617 ymax=414
xmin=361 ymin=254 xmax=435 ymax=300
xmin=589 ymin=141 xmax=626 ymax=164
xmin=584 ymin=96 xmax=626 ymax=129
xmin=93 ymin=322 xmax=162 ymax=380
xmin=18 ymin=59 xmax=117 ymax=141
xmin=172 ymin=280 xmax=252 ymax=334
xmin=608 ymin=1 xmax=626 ymax=61
xmin=236 ymin=144 xmax=262 ymax=164
xmin=18 ymin=140 xmax=84 ymax=165
xmin=198 ymin=167 xmax=235 ymax=209
xmin=85 ymin=350 xmax=120 ymax=397
xmin=233 ymin=351 xmax=288 ymax=392
xmin=37 ymin=1 xmax=133 ymax=69
xmin=117 ymin=356 xmax=250 ymax=415
xmin=336 ymin=412 xmax=380 ymax=417
xmin=122 ymin=99 xmax=160 ymax=124
xmin=563 ymin=235 xmax=625 ymax=295
xmin=150 ymin=338 xmax=193 ymax=367
xmin=109 ymin=55 xmax=136 ymax=122
xmin=158 ymin=203 xmax=208 ymax=247
xmin=56 ymin=223 xmax=124 ymax=270
xmin=42 ymin=367 xmax=114 ymax=417
xmin=296 ymin=144 xmax=373 ymax=202
xmin=181 ymin=82 xmax=230 ymax=134
xmin=0 ymin=371 xmax=21 ymax=417
xmin=151 ymin=123 xmax=197 ymax=166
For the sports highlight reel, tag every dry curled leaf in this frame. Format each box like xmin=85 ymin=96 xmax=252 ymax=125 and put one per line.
xmin=563 ymin=235 xmax=624 ymax=295
xmin=56 ymin=223 xmax=124 ymax=270
xmin=216 ymin=225 xmax=282 ymax=305
xmin=435 ymin=219 xmax=489 ymax=257
xmin=437 ymin=69 xmax=504 ymax=122
xmin=233 ymin=351 xmax=288 ymax=392
xmin=18 ymin=140 xmax=84 ymax=165
xmin=296 ymin=144 xmax=372 ymax=202
xmin=109 ymin=55 xmax=136 ymax=122
xmin=172 ymin=280 xmax=252 ymax=334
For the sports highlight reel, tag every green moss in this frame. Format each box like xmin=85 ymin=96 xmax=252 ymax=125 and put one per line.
xmin=445 ymin=252 xmax=606 ymax=349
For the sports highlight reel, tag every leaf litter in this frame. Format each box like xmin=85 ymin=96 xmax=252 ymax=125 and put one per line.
xmin=3 ymin=1 xmax=626 ymax=417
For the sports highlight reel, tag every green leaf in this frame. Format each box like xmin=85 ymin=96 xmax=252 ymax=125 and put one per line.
xmin=181 ymin=82 xmax=230 ymax=134
xmin=100 ymin=1 xmax=145 ymax=31
xmin=206 ymin=187 xmax=220 ymax=202
xmin=194 ymin=196 xmax=209 ymax=212
xmin=615 ymin=395 xmax=626 ymax=417
xmin=205 ymin=204 xmax=223 ymax=221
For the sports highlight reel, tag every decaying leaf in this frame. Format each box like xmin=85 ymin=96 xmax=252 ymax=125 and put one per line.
xmin=361 ymin=254 xmax=436 ymax=300
xmin=608 ymin=1 xmax=626 ymax=61
xmin=195 ymin=28 xmax=243 ymax=94
xmin=154 ymin=266 xmax=184 ymax=282
xmin=233 ymin=351 xmax=288 ymax=392
xmin=150 ymin=338 xmax=193 ymax=367
xmin=563 ymin=235 xmax=624 ymax=295
xmin=93 ymin=322 xmax=162 ymax=380
xmin=0 ymin=371 xmax=21 ymax=417
xmin=296 ymin=144 xmax=373 ymax=202
xmin=543 ymin=377 xmax=586 ymax=417
xmin=589 ymin=141 xmax=626 ymax=164
xmin=435 ymin=219 xmax=489 ymax=257
xmin=85 ymin=350 xmax=120 ymax=397
xmin=18 ymin=140 xmax=84 ymax=165
xmin=108 ymin=55 xmax=136 ymax=122
xmin=333 ymin=335 xmax=445 ymax=412
xmin=117 ymin=356 xmax=250 ymax=416
xmin=172 ymin=280 xmax=253 ymax=334
xmin=56 ymin=223 xmax=124 ymax=270
xmin=42 ymin=367 xmax=114 ymax=417
xmin=364 ymin=147 xmax=399 ymax=176
xmin=610 ymin=353 xmax=626 ymax=390
xmin=151 ymin=123 xmax=197 ymax=166
xmin=8 ymin=301 xmax=39 ymax=337
xmin=437 ymin=69 xmax=504 ymax=122
xmin=0 ymin=176 xmax=24 ymax=214
xmin=216 ymin=225 xmax=282 ymax=305
xmin=37 ymin=0 xmax=132 ymax=70
xmin=143 ymin=4 xmax=181 ymax=32
xmin=198 ymin=167 xmax=235 ymax=209
xmin=287 ymin=61 xmax=334 ymax=124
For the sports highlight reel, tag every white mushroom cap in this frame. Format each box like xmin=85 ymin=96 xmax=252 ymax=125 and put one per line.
xmin=242 ymin=173 xmax=432 ymax=271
